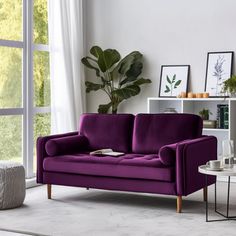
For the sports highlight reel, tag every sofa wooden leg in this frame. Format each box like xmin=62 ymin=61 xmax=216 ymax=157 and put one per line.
xmin=47 ymin=184 xmax=52 ymax=199
xmin=177 ymin=196 xmax=182 ymax=213
xmin=203 ymin=187 xmax=207 ymax=202
xmin=86 ymin=188 xmax=89 ymax=190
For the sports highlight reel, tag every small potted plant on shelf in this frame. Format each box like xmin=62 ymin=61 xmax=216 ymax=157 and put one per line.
xmin=199 ymin=108 xmax=212 ymax=120
xmin=222 ymin=75 xmax=236 ymax=97
xmin=199 ymin=109 xmax=216 ymax=128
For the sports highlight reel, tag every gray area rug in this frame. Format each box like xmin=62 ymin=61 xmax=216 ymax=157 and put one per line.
xmin=0 ymin=184 xmax=235 ymax=236
xmin=0 ymin=228 xmax=48 ymax=236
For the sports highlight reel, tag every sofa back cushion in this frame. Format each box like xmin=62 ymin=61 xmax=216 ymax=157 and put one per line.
xmin=132 ymin=113 xmax=203 ymax=154
xmin=79 ymin=113 xmax=134 ymax=153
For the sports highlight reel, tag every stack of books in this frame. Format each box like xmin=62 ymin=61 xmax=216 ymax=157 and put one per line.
xmin=217 ymin=104 xmax=229 ymax=129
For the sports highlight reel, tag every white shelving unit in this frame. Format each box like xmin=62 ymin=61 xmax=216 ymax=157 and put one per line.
xmin=147 ymin=97 xmax=236 ymax=158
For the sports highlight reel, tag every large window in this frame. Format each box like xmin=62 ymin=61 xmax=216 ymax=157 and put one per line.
xmin=0 ymin=0 xmax=50 ymax=178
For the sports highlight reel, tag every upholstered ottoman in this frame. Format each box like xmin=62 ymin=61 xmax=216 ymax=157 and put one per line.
xmin=0 ymin=162 xmax=26 ymax=209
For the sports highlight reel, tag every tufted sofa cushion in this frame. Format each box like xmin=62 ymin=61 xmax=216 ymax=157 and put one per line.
xmin=43 ymin=153 xmax=175 ymax=182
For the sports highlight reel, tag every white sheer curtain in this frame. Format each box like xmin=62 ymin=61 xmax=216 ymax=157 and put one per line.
xmin=48 ymin=0 xmax=85 ymax=134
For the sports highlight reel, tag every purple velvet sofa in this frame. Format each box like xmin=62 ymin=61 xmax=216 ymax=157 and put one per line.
xmin=37 ymin=113 xmax=217 ymax=212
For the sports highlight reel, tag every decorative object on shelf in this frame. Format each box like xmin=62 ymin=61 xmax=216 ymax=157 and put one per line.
xmin=222 ymin=75 xmax=236 ymax=97
xmin=205 ymin=51 xmax=234 ymax=97
xmin=203 ymin=92 xmax=209 ymax=98
xmin=202 ymin=120 xmax=217 ymax=129
xmin=217 ymin=104 xmax=229 ymax=129
xmin=196 ymin=93 xmax=203 ymax=98
xmin=180 ymin=91 xmax=187 ymax=98
xmin=163 ymin=107 xmax=178 ymax=113
xmin=222 ymin=139 xmax=234 ymax=169
xmin=199 ymin=108 xmax=212 ymax=120
xmin=187 ymin=92 xmax=194 ymax=98
xmin=159 ymin=65 xmax=190 ymax=97
xmin=199 ymin=108 xmax=216 ymax=128
xmin=81 ymin=46 xmax=151 ymax=114
xmin=178 ymin=92 xmax=209 ymax=99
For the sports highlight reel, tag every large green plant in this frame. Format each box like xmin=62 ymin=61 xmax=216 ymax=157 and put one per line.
xmin=81 ymin=46 xmax=151 ymax=113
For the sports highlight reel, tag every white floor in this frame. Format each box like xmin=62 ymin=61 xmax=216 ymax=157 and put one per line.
xmin=0 ymin=183 xmax=236 ymax=236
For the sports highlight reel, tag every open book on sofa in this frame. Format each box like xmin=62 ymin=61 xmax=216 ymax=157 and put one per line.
xmin=90 ymin=149 xmax=124 ymax=157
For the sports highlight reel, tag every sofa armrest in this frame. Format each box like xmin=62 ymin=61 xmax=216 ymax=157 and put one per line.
xmin=36 ymin=132 xmax=78 ymax=183
xmin=176 ymin=136 xmax=217 ymax=196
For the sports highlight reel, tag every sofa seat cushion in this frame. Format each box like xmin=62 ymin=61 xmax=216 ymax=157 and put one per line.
xmin=43 ymin=154 xmax=175 ymax=182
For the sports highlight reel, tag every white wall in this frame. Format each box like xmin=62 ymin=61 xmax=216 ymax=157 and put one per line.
xmin=85 ymin=0 xmax=236 ymax=114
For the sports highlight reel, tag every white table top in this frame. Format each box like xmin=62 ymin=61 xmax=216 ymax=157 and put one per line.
xmin=198 ymin=165 xmax=236 ymax=176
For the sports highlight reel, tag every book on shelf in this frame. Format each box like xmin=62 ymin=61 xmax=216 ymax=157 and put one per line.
xmin=216 ymin=104 xmax=229 ymax=129
xmin=90 ymin=149 xmax=124 ymax=157
xmin=224 ymin=105 xmax=229 ymax=129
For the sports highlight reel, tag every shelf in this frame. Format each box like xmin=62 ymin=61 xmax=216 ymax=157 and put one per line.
xmin=203 ymin=128 xmax=229 ymax=132
xmin=148 ymin=97 xmax=231 ymax=101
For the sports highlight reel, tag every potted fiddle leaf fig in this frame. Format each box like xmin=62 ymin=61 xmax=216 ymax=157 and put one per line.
xmin=81 ymin=46 xmax=151 ymax=114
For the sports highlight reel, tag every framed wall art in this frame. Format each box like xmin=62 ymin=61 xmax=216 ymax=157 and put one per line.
xmin=159 ymin=65 xmax=190 ymax=97
xmin=205 ymin=51 xmax=233 ymax=97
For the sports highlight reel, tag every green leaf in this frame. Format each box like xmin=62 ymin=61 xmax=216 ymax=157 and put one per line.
xmin=85 ymin=81 xmax=104 ymax=93
xmin=98 ymin=49 xmax=121 ymax=72
xmin=119 ymin=77 xmax=137 ymax=86
xmin=112 ymin=85 xmax=140 ymax=100
xmin=90 ymin=46 xmax=103 ymax=59
xmin=172 ymin=74 xmax=176 ymax=82
xmin=126 ymin=61 xmax=143 ymax=78
xmin=114 ymin=51 xmax=143 ymax=75
xmin=81 ymin=57 xmax=100 ymax=77
xmin=98 ymin=103 xmax=112 ymax=114
xmin=164 ymin=85 xmax=170 ymax=93
xmin=132 ymin=78 xmax=152 ymax=86
xmin=174 ymin=80 xmax=182 ymax=88
xmin=166 ymin=75 xmax=171 ymax=84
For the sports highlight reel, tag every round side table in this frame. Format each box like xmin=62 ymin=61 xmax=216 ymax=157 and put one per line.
xmin=198 ymin=165 xmax=236 ymax=222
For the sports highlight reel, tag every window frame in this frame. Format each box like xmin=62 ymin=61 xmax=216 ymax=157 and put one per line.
xmin=0 ymin=0 xmax=50 ymax=178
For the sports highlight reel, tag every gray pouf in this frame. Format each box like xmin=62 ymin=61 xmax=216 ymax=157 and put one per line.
xmin=0 ymin=161 xmax=26 ymax=209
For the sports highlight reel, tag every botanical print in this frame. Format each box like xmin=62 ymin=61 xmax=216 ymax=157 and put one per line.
xmin=213 ymin=55 xmax=225 ymax=95
xmin=205 ymin=52 xmax=233 ymax=96
xmin=164 ymin=74 xmax=181 ymax=96
xmin=159 ymin=65 xmax=189 ymax=97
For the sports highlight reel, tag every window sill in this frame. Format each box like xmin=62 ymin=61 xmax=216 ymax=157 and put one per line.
xmin=26 ymin=177 xmax=41 ymax=189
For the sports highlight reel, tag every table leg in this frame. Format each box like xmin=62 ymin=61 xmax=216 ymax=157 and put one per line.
xmin=226 ymin=176 xmax=231 ymax=217
xmin=205 ymin=175 xmax=208 ymax=222
xmin=215 ymin=182 xmax=217 ymax=212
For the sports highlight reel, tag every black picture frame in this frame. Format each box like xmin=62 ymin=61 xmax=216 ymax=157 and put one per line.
xmin=205 ymin=51 xmax=234 ymax=97
xmin=159 ymin=65 xmax=190 ymax=98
